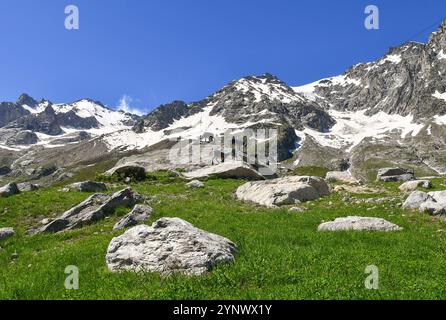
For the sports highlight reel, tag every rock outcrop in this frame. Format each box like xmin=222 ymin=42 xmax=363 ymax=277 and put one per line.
xmin=106 ymin=217 xmax=237 ymax=276
xmin=236 ymin=176 xmax=331 ymax=207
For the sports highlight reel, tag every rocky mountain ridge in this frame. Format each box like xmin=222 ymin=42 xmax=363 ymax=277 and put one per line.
xmin=2 ymin=22 xmax=446 ymax=184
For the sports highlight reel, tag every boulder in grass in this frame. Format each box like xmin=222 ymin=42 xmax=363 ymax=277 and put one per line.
xmin=106 ymin=217 xmax=237 ymax=276
xmin=113 ymin=205 xmax=153 ymax=230
xmin=186 ymin=180 xmax=205 ymax=189
xmin=402 ymin=190 xmax=446 ymax=215
xmin=0 ymin=227 xmax=14 ymax=241
xmin=236 ymin=176 xmax=331 ymax=208
xmin=318 ymin=216 xmax=402 ymax=232
xmin=17 ymin=182 xmax=41 ymax=192
xmin=377 ymin=168 xmax=415 ymax=182
xmin=105 ymin=164 xmax=147 ymax=181
xmin=0 ymin=183 xmax=20 ymax=197
xmin=65 ymin=181 xmax=107 ymax=192
xmin=399 ymin=180 xmax=432 ymax=192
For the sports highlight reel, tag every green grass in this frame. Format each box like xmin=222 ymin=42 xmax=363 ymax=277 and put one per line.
xmin=1 ymin=175 xmax=446 ymax=299
xmin=287 ymin=166 xmax=329 ymax=178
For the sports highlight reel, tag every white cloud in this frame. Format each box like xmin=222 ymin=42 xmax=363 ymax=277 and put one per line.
xmin=116 ymin=95 xmax=144 ymax=116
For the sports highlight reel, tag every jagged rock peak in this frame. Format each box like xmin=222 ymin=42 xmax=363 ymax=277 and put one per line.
xmin=16 ymin=93 xmax=38 ymax=107
xmin=429 ymin=20 xmax=446 ymax=51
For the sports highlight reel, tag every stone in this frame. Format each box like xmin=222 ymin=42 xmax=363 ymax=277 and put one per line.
xmin=183 ymin=162 xmax=266 ymax=180
xmin=106 ymin=217 xmax=237 ymax=276
xmin=17 ymin=182 xmax=41 ymax=192
xmin=0 ymin=166 xmax=11 ymax=176
xmin=402 ymin=191 xmax=432 ymax=209
xmin=0 ymin=228 xmax=14 ymax=241
xmin=0 ymin=183 xmax=20 ymax=197
xmin=377 ymin=168 xmax=415 ymax=182
xmin=186 ymin=180 xmax=205 ymax=189
xmin=403 ymin=190 xmax=446 ymax=215
xmin=236 ymin=176 xmax=331 ymax=208
xmin=113 ymin=205 xmax=153 ymax=230
xmin=36 ymin=188 xmax=145 ymax=234
xmin=288 ymin=207 xmax=306 ymax=213
xmin=399 ymin=180 xmax=432 ymax=192
xmin=105 ymin=164 xmax=147 ymax=181
xmin=325 ymin=171 xmax=360 ymax=185
xmin=318 ymin=216 xmax=402 ymax=232
xmin=65 ymin=181 xmax=107 ymax=192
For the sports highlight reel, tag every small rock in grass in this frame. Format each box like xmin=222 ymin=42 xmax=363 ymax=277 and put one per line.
xmin=106 ymin=217 xmax=237 ymax=276
xmin=318 ymin=216 xmax=402 ymax=232
xmin=186 ymin=180 xmax=205 ymax=189
xmin=0 ymin=228 xmax=14 ymax=241
xmin=113 ymin=205 xmax=153 ymax=230
xmin=288 ymin=207 xmax=306 ymax=213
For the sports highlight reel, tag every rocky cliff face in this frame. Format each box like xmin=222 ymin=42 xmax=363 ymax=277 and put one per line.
xmin=294 ymin=21 xmax=446 ymax=121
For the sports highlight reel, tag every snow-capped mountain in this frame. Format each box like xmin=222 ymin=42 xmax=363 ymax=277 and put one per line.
xmin=2 ymin=21 xmax=446 ymax=184
xmin=0 ymin=94 xmax=139 ymax=149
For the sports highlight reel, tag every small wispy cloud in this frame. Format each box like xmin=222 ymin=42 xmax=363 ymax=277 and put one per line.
xmin=116 ymin=95 xmax=144 ymax=116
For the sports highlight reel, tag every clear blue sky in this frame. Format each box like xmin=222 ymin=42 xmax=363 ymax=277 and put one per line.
xmin=0 ymin=0 xmax=445 ymax=114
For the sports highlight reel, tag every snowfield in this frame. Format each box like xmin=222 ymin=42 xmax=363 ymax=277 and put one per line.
xmin=295 ymin=109 xmax=424 ymax=152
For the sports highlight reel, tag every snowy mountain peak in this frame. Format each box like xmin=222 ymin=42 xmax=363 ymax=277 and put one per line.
xmin=226 ymin=73 xmax=305 ymax=104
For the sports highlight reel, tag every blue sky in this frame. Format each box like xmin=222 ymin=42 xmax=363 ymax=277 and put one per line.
xmin=0 ymin=0 xmax=445 ymax=114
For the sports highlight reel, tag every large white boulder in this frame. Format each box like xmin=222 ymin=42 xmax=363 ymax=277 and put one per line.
xmin=402 ymin=190 xmax=446 ymax=215
xmin=318 ymin=216 xmax=402 ymax=232
xmin=106 ymin=218 xmax=237 ymax=276
xmin=236 ymin=176 xmax=331 ymax=208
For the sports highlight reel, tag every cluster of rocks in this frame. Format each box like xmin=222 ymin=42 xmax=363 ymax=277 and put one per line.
xmin=35 ymin=188 xmax=145 ymax=234
xmin=0 ymin=181 xmax=41 ymax=197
